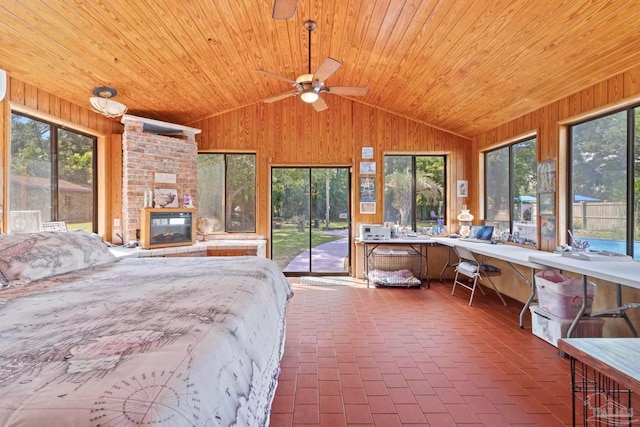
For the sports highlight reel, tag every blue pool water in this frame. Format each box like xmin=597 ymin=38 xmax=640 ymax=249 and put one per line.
xmin=580 ymin=238 xmax=640 ymax=259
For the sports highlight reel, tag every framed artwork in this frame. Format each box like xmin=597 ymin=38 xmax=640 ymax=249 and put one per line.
xmin=10 ymin=210 xmax=41 ymax=233
xmin=359 ymin=161 xmax=376 ymax=175
xmin=359 ymin=176 xmax=376 ymax=202
xmin=539 ymin=192 xmax=555 ymax=215
xmin=361 ymin=146 xmax=374 ymax=159
xmin=457 ymin=180 xmax=468 ymax=197
xmin=538 ymin=159 xmax=556 ymax=193
xmin=154 ymin=188 xmax=179 ymax=208
xmin=360 ymin=202 xmax=376 ymax=214
xmin=541 ymin=215 xmax=556 ymax=241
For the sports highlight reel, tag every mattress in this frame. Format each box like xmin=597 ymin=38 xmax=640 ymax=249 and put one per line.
xmin=0 ymin=256 xmax=292 ymax=426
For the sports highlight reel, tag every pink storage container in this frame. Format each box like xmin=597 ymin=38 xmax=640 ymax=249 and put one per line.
xmin=534 ymin=270 xmax=596 ymax=318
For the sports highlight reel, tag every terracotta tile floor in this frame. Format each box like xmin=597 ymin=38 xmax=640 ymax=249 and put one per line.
xmin=270 ymin=279 xmax=573 ymax=426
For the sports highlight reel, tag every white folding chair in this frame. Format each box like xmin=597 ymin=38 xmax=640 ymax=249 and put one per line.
xmin=452 ymin=245 xmax=507 ymax=306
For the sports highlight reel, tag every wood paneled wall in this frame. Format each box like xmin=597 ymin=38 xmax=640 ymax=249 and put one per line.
xmin=472 ymin=64 xmax=640 ymax=252
xmin=0 ymin=77 xmax=123 ymax=239
xmin=192 ymin=96 xmax=472 ymax=255
xmin=472 ymin=65 xmax=640 ymax=336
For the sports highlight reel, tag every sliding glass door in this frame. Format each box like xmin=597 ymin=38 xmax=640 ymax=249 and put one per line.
xmin=271 ymin=167 xmax=350 ymax=275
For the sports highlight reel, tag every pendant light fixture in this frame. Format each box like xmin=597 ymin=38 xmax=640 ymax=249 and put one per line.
xmin=89 ymin=86 xmax=128 ymax=118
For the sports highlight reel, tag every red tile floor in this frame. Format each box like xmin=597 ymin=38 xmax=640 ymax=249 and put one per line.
xmin=270 ymin=279 xmax=573 ymax=426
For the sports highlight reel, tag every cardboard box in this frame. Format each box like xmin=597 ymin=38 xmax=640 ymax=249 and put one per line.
xmin=530 ymin=305 xmax=604 ymax=347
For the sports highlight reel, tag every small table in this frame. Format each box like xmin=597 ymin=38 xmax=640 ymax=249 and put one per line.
xmin=358 ymin=237 xmax=435 ymax=288
xmin=558 ymin=338 xmax=640 ymax=426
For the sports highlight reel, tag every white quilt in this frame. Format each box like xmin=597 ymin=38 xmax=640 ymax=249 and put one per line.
xmin=0 ymin=256 xmax=292 ymax=427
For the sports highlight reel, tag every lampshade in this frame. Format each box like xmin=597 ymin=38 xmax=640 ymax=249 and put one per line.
xmin=300 ymin=90 xmax=319 ymax=103
xmin=0 ymin=68 xmax=6 ymax=102
xmin=90 ymin=87 xmax=127 ymax=118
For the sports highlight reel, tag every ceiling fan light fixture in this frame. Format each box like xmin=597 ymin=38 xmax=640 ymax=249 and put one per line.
xmin=89 ymin=86 xmax=128 ymax=118
xmin=300 ymin=90 xmax=319 ymax=103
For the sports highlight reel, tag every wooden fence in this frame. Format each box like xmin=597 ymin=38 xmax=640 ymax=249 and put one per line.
xmin=572 ymin=202 xmax=625 ymax=231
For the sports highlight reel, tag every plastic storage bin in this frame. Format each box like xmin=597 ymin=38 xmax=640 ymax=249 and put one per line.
xmin=535 ymin=270 xmax=595 ymax=318
xmin=530 ymin=306 xmax=604 ymax=347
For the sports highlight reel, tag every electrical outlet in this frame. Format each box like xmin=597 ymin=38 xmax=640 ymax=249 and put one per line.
xmin=113 ymin=218 xmax=120 ymax=227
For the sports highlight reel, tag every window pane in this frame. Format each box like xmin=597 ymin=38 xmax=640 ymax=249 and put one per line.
xmin=512 ymin=138 xmax=537 ymax=244
xmin=485 ymin=147 xmax=509 ymax=234
xmin=9 ymin=113 xmax=97 ymax=233
xmin=384 ymin=155 xmax=445 ymax=232
xmin=571 ymin=110 xmax=627 ymax=253
xmin=57 ymin=129 xmax=94 ymax=232
xmin=226 ymin=154 xmax=256 ymax=232
xmin=196 ymin=154 xmax=225 ymax=232
xmin=197 ymin=153 xmax=256 ymax=233
xmin=9 ymin=114 xmax=52 ymax=231
xmin=384 ymin=156 xmax=413 ymax=226
xmin=416 ymin=156 xmax=445 ymax=229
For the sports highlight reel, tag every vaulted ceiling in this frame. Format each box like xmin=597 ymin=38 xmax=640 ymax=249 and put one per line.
xmin=2 ymin=0 xmax=640 ymax=138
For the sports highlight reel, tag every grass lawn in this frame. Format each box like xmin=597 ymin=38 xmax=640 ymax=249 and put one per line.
xmin=271 ymin=223 xmax=345 ymax=269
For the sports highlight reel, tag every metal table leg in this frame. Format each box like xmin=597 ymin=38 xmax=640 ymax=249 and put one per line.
xmin=439 ymin=246 xmax=455 ymax=282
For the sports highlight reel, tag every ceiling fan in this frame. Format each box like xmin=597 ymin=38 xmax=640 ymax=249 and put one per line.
xmin=255 ymin=20 xmax=368 ymax=112
xmin=272 ymin=0 xmax=298 ymax=20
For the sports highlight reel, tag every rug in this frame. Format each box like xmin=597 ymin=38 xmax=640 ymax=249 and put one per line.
xmin=297 ymin=276 xmax=363 ymax=286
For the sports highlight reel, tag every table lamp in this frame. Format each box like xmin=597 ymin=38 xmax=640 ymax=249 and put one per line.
xmin=457 ymin=206 xmax=474 ymax=237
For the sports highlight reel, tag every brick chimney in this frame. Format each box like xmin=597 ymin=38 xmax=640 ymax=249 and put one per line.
xmin=120 ymin=115 xmax=201 ymax=243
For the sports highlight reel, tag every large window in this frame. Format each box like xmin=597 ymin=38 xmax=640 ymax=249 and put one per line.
xmin=484 ymin=137 xmax=537 ymax=244
xmin=9 ymin=112 xmax=96 ymax=233
xmin=383 ymin=155 xmax=445 ymax=231
xmin=197 ymin=153 xmax=256 ymax=233
xmin=569 ymin=106 xmax=640 ymax=258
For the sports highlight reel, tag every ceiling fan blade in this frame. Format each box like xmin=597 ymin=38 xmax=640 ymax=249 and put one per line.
xmin=272 ymin=0 xmax=298 ymax=19
xmin=255 ymin=69 xmax=296 ymax=85
xmin=262 ymin=91 xmax=298 ymax=103
xmin=311 ymin=96 xmax=328 ymax=112
xmin=325 ymin=86 xmax=369 ymax=96
xmin=313 ymin=57 xmax=342 ymax=83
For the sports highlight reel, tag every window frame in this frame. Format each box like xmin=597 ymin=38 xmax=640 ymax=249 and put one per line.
xmin=196 ymin=152 xmax=257 ymax=233
xmin=567 ymin=104 xmax=638 ymax=257
xmin=382 ymin=154 xmax=447 ymax=232
xmin=8 ymin=111 xmax=98 ymax=233
xmin=483 ymin=135 xmax=538 ymax=245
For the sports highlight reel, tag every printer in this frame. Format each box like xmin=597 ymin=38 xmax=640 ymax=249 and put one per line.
xmin=359 ymin=224 xmax=391 ymax=240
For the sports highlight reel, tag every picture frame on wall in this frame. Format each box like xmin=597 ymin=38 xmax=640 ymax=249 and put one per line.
xmin=538 ymin=159 xmax=556 ymax=193
xmin=361 ymin=146 xmax=374 ymax=159
xmin=541 ymin=215 xmax=556 ymax=241
xmin=360 ymin=202 xmax=376 ymax=214
xmin=359 ymin=161 xmax=376 ymax=175
xmin=539 ymin=192 xmax=555 ymax=215
xmin=359 ymin=176 xmax=376 ymax=203
xmin=456 ymin=180 xmax=468 ymax=198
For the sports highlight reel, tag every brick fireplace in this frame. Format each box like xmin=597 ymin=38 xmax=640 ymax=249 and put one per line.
xmin=120 ymin=115 xmax=201 ymax=243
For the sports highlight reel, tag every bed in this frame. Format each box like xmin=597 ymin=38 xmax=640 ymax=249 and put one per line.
xmin=0 ymin=231 xmax=292 ymax=426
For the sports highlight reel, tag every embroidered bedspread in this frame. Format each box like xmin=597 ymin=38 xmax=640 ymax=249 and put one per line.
xmin=0 ymin=256 xmax=292 ymax=426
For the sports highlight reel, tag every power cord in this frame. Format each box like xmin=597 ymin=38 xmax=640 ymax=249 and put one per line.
xmin=115 ymin=232 xmax=124 ymax=245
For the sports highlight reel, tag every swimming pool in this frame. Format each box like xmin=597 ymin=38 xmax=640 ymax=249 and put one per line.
xmin=577 ymin=237 xmax=640 ymax=259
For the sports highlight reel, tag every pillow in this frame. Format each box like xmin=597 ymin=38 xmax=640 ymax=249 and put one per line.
xmin=0 ymin=231 xmax=116 ymax=285
xmin=457 ymin=261 xmax=479 ymax=274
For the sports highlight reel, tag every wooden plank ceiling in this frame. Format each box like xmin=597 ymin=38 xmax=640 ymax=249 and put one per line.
xmin=1 ymin=0 xmax=640 ymax=138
